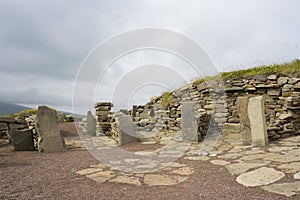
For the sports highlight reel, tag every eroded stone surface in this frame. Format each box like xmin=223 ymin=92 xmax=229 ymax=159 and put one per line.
xmin=226 ymin=162 xmax=270 ymax=175
xmin=277 ymin=162 xmax=300 ymax=173
xmin=86 ymin=171 xmax=115 ymax=183
xmin=262 ymin=181 xmax=300 ymax=197
xmin=236 ymin=167 xmax=284 ymax=187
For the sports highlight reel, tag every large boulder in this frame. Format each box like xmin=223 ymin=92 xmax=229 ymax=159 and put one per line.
xmin=10 ymin=129 xmax=34 ymax=151
xmin=35 ymin=106 xmax=66 ymax=152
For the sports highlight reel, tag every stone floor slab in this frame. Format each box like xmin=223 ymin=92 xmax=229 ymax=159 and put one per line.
xmin=225 ymin=161 xmax=270 ymax=175
xmin=236 ymin=167 xmax=284 ymax=187
xmin=277 ymin=162 xmax=300 ymax=173
xmin=261 ymin=181 xmax=300 ymax=197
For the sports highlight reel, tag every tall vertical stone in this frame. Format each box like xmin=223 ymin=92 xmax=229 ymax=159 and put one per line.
xmin=117 ymin=115 xmax=138 ymax=146
xmin=36 ymin=106 xmax=65 ymax=152
xmin=237 ymin=97 xmax=252 ymax=145
xmin=87 ymin=111 xmax=96 ymax=136
xmin=248 ymin=96 xmax=268 ymax=146
xmin=132 ymin=105 xmax=137 ymax=118
xmin=181 ymin=102 xmax=198 ymax=141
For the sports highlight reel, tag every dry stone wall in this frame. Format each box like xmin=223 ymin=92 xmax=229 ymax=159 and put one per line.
xmin=94 ymin=102 xmax=113 ymax=136
xmin=130 ymin=73 xmax=300 ymax=141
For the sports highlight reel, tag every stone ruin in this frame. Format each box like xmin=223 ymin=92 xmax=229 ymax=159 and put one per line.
xmin=0 ymin=105 xmax=66 ymax=152
xmin=78 ymin=73 xmax=300 ymax=147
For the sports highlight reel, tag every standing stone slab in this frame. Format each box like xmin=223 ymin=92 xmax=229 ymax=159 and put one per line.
xmin=248 ymin=96 xmax=268 ymax=146
xmin=117 ymin=115 xmax=138 ymax=146
xmin=87 ymin=111 xmax=96 ymax=136
xmin=237 ymin=97 xmax=252 ymax=145
xmin=181 ymin=102 xmax=198 ymax=141
xmin=11 ymin=129 xmax=34 ymax=151
xmin=132 ymin=105 xmax=137 ymax=118
xmin=36 ymin=106 xmax=65 ymax=152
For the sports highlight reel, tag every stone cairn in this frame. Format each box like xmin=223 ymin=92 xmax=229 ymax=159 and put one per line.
xmin=94 ymin=102 xmax=113 ymax=136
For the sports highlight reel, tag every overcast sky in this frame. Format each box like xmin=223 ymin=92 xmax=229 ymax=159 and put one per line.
xmin=0 ymin=0 xmax=299 ymax=113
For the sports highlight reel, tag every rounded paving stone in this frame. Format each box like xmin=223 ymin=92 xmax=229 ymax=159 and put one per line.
xmin=236 ymin=167 xmax=285 ymax=187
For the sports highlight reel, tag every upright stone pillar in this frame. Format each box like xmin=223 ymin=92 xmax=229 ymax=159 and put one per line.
xmin=117 ymin=115 xmax=138 ymax=146
xmin=181 ymin=102 xmax=198 ymax=141
xmin=132 ymin=105 xmax=137 ymax=118
xmin=87 ymin=110 xmax=96 ymax=136
xmin=248 ymin=96 xmax=268 ymax=146
xmin=36 ymin=106 xmax=65 ymax=152
xmin=237 ymin=97 xmax=252 ymax=145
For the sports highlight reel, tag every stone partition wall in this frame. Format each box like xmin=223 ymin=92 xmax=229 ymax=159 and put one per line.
xmin=131 ymin=74 xmax=300 ymax=141
xmin=94 ymin=102 xmax=113 ymax=136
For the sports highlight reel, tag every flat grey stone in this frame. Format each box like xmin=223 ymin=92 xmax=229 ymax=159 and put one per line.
xmin=262 ymin=181 xmax=300 ymax=197
xmin=236 ymin=167 xmax=285 ymax=187
xmin=225 ymin=161 xmax=270 ymax=175
xmin=11 ymin=129 xmax=34 ymax=151
xmin=278 ymin=162 xmax=300 ymax=173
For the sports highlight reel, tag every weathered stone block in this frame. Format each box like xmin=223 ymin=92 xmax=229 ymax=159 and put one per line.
xmin=267 ymin=88 xmax=281 ymax=96
xmin=36 ymin=106 xmax=66 ymax=152
xmin=0 ymin=122 xmax=8 ymax=130
xmin=87 ymin=111 xmax=96 ymax=136
xmin=8 ymin=123 xmax=28 ymax=130
xmin=11 ymin=129 xmax=34 ymax=151
xmin=248 ymin=96 xmax=268 ymax=146
xmin=181 ymin=102 xmax=198 ymax=141
xmin=237 ymin=97 xmax=252 ymax=145
xmin=117 ymin=115 xmax=138 ymax=146
xmin=0 ymin=116 xmax=15 ymax=123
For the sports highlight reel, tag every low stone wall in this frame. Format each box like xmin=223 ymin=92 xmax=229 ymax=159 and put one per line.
xmin=0 ymin=115 xmax=34 ymax=151
xmin=0 ymin=106 xmax=67 ymax=151
xmin=129 ymin=74 xmax=300 ymax=141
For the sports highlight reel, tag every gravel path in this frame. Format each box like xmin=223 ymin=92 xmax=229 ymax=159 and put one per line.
xmin=0 ymin=123 xmax=297 ymax=200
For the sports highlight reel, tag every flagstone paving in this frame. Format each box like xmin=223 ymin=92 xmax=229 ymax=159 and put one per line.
xmin=74 ymin=133 xmax=300 ymax=197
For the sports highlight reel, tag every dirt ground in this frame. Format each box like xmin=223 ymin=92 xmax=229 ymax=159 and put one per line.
xmin=0 ymin=123 xmax=297 ymax=200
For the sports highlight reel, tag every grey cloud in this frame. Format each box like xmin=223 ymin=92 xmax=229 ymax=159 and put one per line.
xmin=0 ymin=0 xmax=299 ymax=113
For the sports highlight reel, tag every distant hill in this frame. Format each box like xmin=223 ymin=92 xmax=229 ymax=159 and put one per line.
xmin=0 ymin=102 xmax=31 ymax=116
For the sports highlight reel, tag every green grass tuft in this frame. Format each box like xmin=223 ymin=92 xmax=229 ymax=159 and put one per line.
xmin=160 ymin=91 xmax=173 ymax=109
xmin=193 ymin=59 xmax=300 ymax=84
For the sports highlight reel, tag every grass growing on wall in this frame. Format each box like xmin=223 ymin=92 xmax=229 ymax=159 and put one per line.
xmin=11 ymin=107 xmax=57 ymax=117
xmin=160 ymin=91 xmax=173 ymax=109
xmin=193 ymin=59 xmax=300 ymax=84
